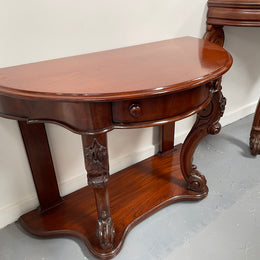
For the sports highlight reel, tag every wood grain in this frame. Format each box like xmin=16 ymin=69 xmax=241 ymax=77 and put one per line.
xmin=0 ymin=37 xmax=232 ymax=101
xmin=207 ymin=0 xmax=260 ymax=26
xmin=20 ymin=145 xmax=207 ymax=259
xmin=18 ymin=121 xmax=63 ymax=212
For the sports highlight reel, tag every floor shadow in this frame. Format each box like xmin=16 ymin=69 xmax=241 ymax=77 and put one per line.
xmin=221 ymin=133 xmax=256 ymax=159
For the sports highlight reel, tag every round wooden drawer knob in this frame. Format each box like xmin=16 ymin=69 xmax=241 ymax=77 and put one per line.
xmin=129 ymin=104 xmax=142 ymax=118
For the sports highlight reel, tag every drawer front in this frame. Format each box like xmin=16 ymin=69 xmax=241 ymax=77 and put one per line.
xmin=112 ymin=85 xmax=211 ymax=123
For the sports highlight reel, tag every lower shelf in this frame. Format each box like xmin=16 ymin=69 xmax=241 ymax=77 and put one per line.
xmin=19 ymin=145 xmax=208 ymax=259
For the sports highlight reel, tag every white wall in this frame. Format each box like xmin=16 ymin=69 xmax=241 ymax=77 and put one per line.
xmin=0 ymin=0 xmax=260 ymax=228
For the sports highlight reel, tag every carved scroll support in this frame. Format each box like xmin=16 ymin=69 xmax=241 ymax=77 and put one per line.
xmin=250 ymin=99 xmax=260 ymax=155
xmin=82 ymin=134 xmax=115 ymax=250
xmin=203 ymin=25 xmax=225 ymax=47
xmin=180 ymin=80 xmax=226 ymax=193
xmin=204 ymin=22 xmax=260 ymax=157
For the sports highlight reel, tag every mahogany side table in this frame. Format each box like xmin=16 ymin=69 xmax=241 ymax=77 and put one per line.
xmin=204 ymin=0 xmax=260 ymax=155
xmin=0 ymin=37 xmax=232 ymax=259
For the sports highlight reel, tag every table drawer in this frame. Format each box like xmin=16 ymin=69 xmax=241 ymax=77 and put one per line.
xmin=112 ymin=85 xmax=211 ymax=123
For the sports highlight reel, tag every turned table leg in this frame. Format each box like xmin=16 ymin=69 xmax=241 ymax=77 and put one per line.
xmin=18 ymin=121 xmax=62 ymax=212
xmin=250 ymin=99 xmax=260 ymax=155
xmin=180 ymin=80 xmax=226 ymax=192
xmin=81 ymin=133 xmax=115 ymax=250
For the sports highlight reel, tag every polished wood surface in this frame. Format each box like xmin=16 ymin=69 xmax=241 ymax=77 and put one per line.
xmin=205 ymin=0 xmax=260 ymax=155
xmin=207 ymin=0 xmax=260 ymax=26
xmin=20 ymin=145 xmax=207 ymax=259
xmin=81 ymin=133 xmax=115 ymax=250
xmin=18 ymin=121 xmax=63 ymax=212
xmin=0 ymin=37 xmax=232 ymax=135
xmin=0 ymin=37 xmax=232 ymax=259
xmin=112 ymin=85 xmax=210 ymax=123
xmin=181 ymin=79 xmax=226 ymax=193
xmin=0 ymin=37 xmax=231 ymax=101
xmin=159 ymin=123 xmax=175 ymax=155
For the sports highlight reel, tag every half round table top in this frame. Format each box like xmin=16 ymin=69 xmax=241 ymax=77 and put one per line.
xmin=0 ymin=37 xmax=232 ymax=102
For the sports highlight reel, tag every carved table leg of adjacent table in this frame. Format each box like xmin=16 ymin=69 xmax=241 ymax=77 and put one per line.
xmin=250 ymin=100 xmax=260 ymax=155
xmin=204 ymin=0 xmax=260 ymax=155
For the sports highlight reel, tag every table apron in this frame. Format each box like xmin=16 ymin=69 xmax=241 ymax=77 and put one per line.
xmin=0 ymin=84 xmax=212 ymax=134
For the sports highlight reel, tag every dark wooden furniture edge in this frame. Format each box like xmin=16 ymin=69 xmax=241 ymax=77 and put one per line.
xmin=18 ymin=121 xmax=63 ymax=212
xmin=207 ymin=0 xmax=260 ymax=27
xmin=250 ymin=100 xmax=260 ymax=155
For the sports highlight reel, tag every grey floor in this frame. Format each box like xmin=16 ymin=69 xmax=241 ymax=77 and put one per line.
xmin=0 ymin=115 xmax=259 ymax=260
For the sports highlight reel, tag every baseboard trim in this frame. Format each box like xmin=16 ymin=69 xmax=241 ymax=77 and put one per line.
xmin=220 ymin=101 xmax=257 ymax=127
xmin=0 ymin=196 xmax=38 ymax=229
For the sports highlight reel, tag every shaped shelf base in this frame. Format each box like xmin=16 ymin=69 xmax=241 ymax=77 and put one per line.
xmin=19 ymin=145 xmax=208 ymax=259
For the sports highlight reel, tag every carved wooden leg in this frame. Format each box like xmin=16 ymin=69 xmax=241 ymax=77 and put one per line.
xmin=81 ymin=133 xmax=115 ymax=250
xmin=203 ymin=24 xmax=225 ymax=47
xmin=180 ymin=80 xmax=226 ymax=193
xmin=250 ymin=99 xmax=260 ymax=155
xmin=204 ymin=23 xmax=260 ymax=157
xmin=19 ymin=121 xmax=62 ymax=212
